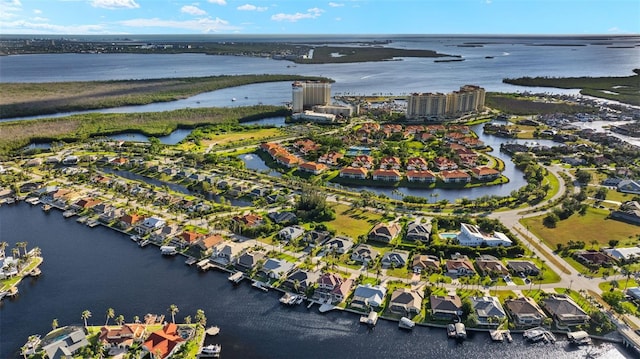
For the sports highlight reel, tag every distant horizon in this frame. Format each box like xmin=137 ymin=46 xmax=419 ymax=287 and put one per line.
xmin=2 ymin=33 xmax=639 ymax=38
xmin=1 ymin=0 xmax=638 ymax=35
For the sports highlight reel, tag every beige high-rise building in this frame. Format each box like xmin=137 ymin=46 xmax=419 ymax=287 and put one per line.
xmin=292 ymin=81 xmax=331 ymax=113
xmin=406 ymin=85 xmax=485 ymax=120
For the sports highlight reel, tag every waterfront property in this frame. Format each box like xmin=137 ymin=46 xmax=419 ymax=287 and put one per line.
xmin=430 ymin=294 xmax=463 ymax=320
xmin=142 ymin=323 xmax=184 ymax=359
xmin=389 ymin=288 xmax=423 ymax=316
xmin=350 ymin=284 xmax=387 ymax=311
xmin=471 ymin=296 xmax=507 ymax=327
xmin=541 ymin=294 xmax=591 ymax=327
xmin=41 ymin=326 xmax=89 ymax=359
xmin=315 ymin=273 xmax=353 ymax=304
xmin=504 ymin=297 xmax=547 ymax=327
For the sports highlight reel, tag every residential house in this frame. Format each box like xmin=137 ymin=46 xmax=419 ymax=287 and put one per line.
xmin=350 ymin=244 xmax=379 ymax=264
xmin=471 ymin=166 xmax=501 ymax=181
xmin=278 ymin=225 xmax=305 ymax=242
xmin=445 ymin=257 xmax=476 ymax=277
xmin=211 ymin=241 xmax=247 ymax=265
xmin=471 ymin=296 xmax=507 ymax=327
xmin=260 ymin=258 xmax=295 ymax=280
xmin=440 ymin=170 xmax=471 ymax=183
xmin=318 ymin=151 xmax=344 ymax=166
xmin=293 ymin=139 xmax=320 ymax=154
xmin=389 ymin=288 xmax=423 ymax=316
xmin=232 ymin=213 xmax=264 ymax=228
xmin=339 ymin=167 xmax=368 ymax=180
xmin=433 ymin=157 xmax=458 ymax=171
xmin=41 ymin=326 xmax=90 ymax=359
xmin=178 ymin=231 xmax=202 ymax=247
xmin=380 ymin=250 xmax=409 ymax=268
xmin=457 ymin=223 xmax=513 ymax=247
xmin=380 ymin=156 xmax=401 ymax=170
xmin=316 ymin=273 xmax=353 ymax=304
xmin=371 ymin=169 xmax=402 ymax=182
xmin=324 ymin=236 xmax=354 ymax=255
xmin=99 ymin=208 xmax=125 ymax=224
xmin=506 ymin=261 xmax=541 ymax=276
xmin=0 ymin=256 xmax=19 ymax=279
xmin=276 ymin=153 xmax=301 ymax=168
xmin=611 ymin=201 xmax=640 ymax=225
xmin=574 ymin=250 xmax=615 ymax=268
xmin=604 ymin=247 xmax=640 ymax=262
xmin=304 ymin=230 xmax=332 ymax=247
xmin=542 ymin=294 xmax=590 ymax=326
xmin=351 ymin=155 xmax=375 ymax=169
xmin=71 ymin=197 xmax=101 ymax=212
xmin=504 ymin=296 xmax=548 ymax=327
xmin=135 ymin=217 xmax=166 ymax=235
xmin=412 ymin=254 xmax=441 ymax=273
xmin=406 ymin=170 xmax=437 ymax=183
xmin=268 ymin=211 xmax=298 ymax=224
xmin=405 ymin=218 xmax=432 ymax=242
xmin=196 ymin=234 xmax=225 ymax=251
xmin=92 ymin=203 xmax=115 ymax=216
xmin=350 ymin=284 xmax=387 ymax=310
xmin=235 ymin=251 xmax=266 ymax=272
xmin=617 ymin=180 xmax=640 ymax=195
xmin=368 ymin=222 xmax=402 ymax=243
xmin=99 ymin=323 xmax=146 ymax=349
xmin=142 ymin=323 xmax=184 ymax=359
xmin=419 ymin=132 xmax=436 ymax=143
xmin=475 ymin=255 xmax=509 ymax=276
xmin=406 ymin=157 xmax=428 ymax=171
xmin=283 ymin=269 xmax=320 ymax=293
xmin=430 ymin=294 xmax=463 ymax=320
xmin=119 ymin=213 xmax=143 ymax=230
xmin=299 ymin=161 xmax=328 ymax=174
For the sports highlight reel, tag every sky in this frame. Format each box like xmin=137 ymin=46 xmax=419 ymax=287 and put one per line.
xmin=1 ymin=0 xmax=639 ymax=35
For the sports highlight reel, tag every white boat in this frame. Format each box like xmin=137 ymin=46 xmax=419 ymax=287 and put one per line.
xmin=130 ymin=235 xmax=140 ymax=242
xmin=399 ymin=317 xmax=415 ymax=330
xmin=25 ymin=197 xmax=40 ymax=205
xmin=251 ymin=281 xmax=269 ymax=292
xmin=523 ymin=327 xmax=554 ymax=343
xmin=567 ymin=331 xmax=591 ymax=345
xmin=454 ymin=322 xmax=467 ymax=340
xmin=160 ymin=246 xmax=177 ymax=255
xmin=279 ymin=292 xmax=300 ymax=305
xmin=201 ymin=344 xmax=221 ymax=357
xmin=231 ymin=97 xmax=237 ymax=101
xmin=447 ymin=323 xmax=456 ymax=338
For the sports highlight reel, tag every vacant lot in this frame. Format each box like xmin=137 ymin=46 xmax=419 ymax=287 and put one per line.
xmin=326 ymin=203 xmax=384 ymax=239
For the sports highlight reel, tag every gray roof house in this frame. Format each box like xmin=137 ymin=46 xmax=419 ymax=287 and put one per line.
xmin=278 ymin=225 xmax=305 ymax=242
xmin=389 ymin=288 xmax=423 ymax=315
xmin=42 ymin=326 xmax=90 ymax=359
xmin=324 ymin=236 xmax=354 ymax=254
xmin=350 ymin=244 xmax=379 ymax=264
xmin=506 ymin=261 xmax=540 ymax=276
xmin=430 ymin=294 xmax=463 ymax=320
xmin=405 ymin=218 xmax=432 ymax=242
xmin=283 ymin=269 xmax=320 ymax=293
xmin=618 ymin=179 xmax=640 ymax=195
xmin=235 ymin=251 xmax=266 ymax=272
xmin=268 ymin=211 xmax=298 ymax=224
xmin=260 ymin=258 xmax=295 ymax=280
xmin=471 ymin=296 xmax=507 ymax=327
xmin=304 ymin=230 xmax=332 ymax=247
xmin=350 ymin=284 xmax=387 ymax=310
xmin=380 ymin=250 xmax=410 ymax=268
xmin=504 ymin=296 xmax=547 ymax=327
xmin=541 ymin=294 xmax=590 ymax=327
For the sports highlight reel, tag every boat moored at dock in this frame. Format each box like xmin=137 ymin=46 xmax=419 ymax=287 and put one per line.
xmin=398 ymin=317 xmax=415 ymax=330
xmin=447 ymin=323 xmax=456 ymax=338
xmin=199 ymin=344 xmax=221 ymax=357
xmin=160 ymin=246 xmax=177 ymax=255
xmin=454 ymin=323 xmax=467 ymax=340
xmin=228 ymin=271 xmax=244 ymax=284
xmin=567 ymin=330 xmax=591 ymax=346
xmin=359 ymin=311 xmax=378 ymax=327
xmin=523 ymin=327 xmax=556 ymax=344
xmin=251 ymin=281 xmax=269 ymax=292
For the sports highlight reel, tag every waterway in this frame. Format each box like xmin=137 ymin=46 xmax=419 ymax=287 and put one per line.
xmin=0 ymin=203 xmax=633 ymax=359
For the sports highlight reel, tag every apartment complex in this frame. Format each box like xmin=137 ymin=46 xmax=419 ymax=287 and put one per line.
xmin=407 ymin=85 xmax=486 ymax=120
xmin=292 ymin=81 xmax=331 ymax=113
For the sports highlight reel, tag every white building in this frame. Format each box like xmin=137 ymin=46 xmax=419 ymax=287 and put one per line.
xmin=292 ymin=111 xmax=336 ymax=123
xmin=292 ymin=81 xmax=331 ymax=113
xmin=457 ymin=223 xmax=512 ymax=247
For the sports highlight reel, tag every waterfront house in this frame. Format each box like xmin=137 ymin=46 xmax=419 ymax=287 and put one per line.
xmin=380 ymin=250 xmax=409 ymax=268
xmin=268 ymin=211 xmax=298 ymax=225
xmin=41 ymin=326 xmax=90 ymax=359
xmin=235 ymin=251 xmax=266 ymax=272
xmin=299 ymin=161 xmax=328 ymax=174
xmin=211 ymin=242 xmax=246 ymax=265
xmin=350 ymin=284 xmax=387 ymax=310
xmin=430 ymin=294 xmax=463 ymax=320
xmin=389 ymin=288 xmax=423 ymax=316
xmin=371 ymin=169 xmax=402 ymax=182
xmin=283 ymin=269 xmax=320 ymax=293
xmin=178 ymin=231 xmax=202 ymax=247
xmin=412 ymin=254 xmax=441 ymax=273
xmin=471 ymin=296 xmax=507 ymax=327
xmin=0 ymin=256 xmax=19 ymax=279
xmin=406 ymin=170 xmax=437 ymax=183
xmin=71 ymin=197 xmax=101 ymax=212
xmin=506 ymin=261 xmax=540 ymax=276
xmin=440 ymin=170 xmax=471 ymax=183
xmin=119 ymin=213 xmax=143 ymax=230
xmin=504 ymin=296 xmax=547 ymax=327
xmin=445 ymin=257 xmax=476 ymax=277
xmin=324 ymin=236 xmax=354 ymax=255
xmin=475 ymin=255 xmax=509 ymax=276
xmin=135 ymin=217 xmax=166 ymax=235
xmin=542 ymin=294 xmax=590 ymax=327
xmin=405 ymin=218 xmax=432 ymax=242
xmin=406 ymin=157 xmax=428 ymax=171
xmin=316 ymin=273 xmax=353 ymax=304
xmin=471 ymin=166 xmax=501 ymax=181
xmin=368 ymin=222 xmax=402 ymax=243
xmin=260 ymin=258 xmax=295 ymax=280
xmin=196 ymin=234 xmax=225 ymax=251
xmin=339 ymin=167 xmax=368 ymax=179
xmin=151 ymin=224 xmax=181 ymax=243
xmin=457 ymin=223 xmax=512 ymax=247
xmin=350 ymin=244 xmax=379 ymax=264
xmin=142 ymin=323 xmax=184 ymax=359
xmin=99 ymin=323 xmax=146 ymax=349
xmin=92 ymin=203 xmax=115 ymax=216
xmin=99 ymin=208 xmax=126 ymax=224
xmin=278 ymin=225 xmax=305 ymax=242
xmin=276 ymin=153 xmax=301 ymax=168
xmin=303 ymin=230 xmax=332 ymax=247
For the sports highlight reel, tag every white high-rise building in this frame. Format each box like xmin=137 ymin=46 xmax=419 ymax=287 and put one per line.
xmin=292 ymin=81 xmax=331 ymax=113
xmin=406 ymin=85 xmax=485 ymax=120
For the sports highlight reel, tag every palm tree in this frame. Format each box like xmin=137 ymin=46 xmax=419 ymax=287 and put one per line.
xmin=51 ymin=318 xmax=59 ymax=330
xmin=16 ymin=241 xmax=28 ymax=257
xmin=105 ymin=308 xmax=115 ymax=326
xmin=133 ymin=315 xmax=140 ymax=324
xmin=184 ymin=315 xmax=192 ymax=324
xmin=0 ymin=241 xmax=7 ymax=258
xmin=115 ymin=315 xmax=125 ymax=326
xmin=168 ymin=304 xmax=179 ymax=324
xmin=195 ymin=309 xmax=207 ymax=327
xmin=81 ymin=310 xmax=92 ymax=328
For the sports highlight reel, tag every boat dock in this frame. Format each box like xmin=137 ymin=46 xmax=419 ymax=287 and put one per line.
xmin=62 ymin=210 xmax=76 ymax=218
xmin=41 ymin=204 xmax=52 ymax=212
xmin=138 ymin=239 xmax=151 ymax=247
xmin=567 ymin=330 xmax=591 ymax=345
xmin=25 ymin=197 xmax=40 ymax=205
xmin=523 ymin=327 xmax=556 ymax=344
xmin=197 ymin=259 xmax=215 ymax=271
xmin=205 ymin=326 xmax=220 ymax=336
xmin=251 ymin=281 xmax=269 ymax=292
xmin=490 ymin=329 xmax=512 ymax=342
xmin=160 ymin=246 xmax=177 ymax=255
xmin=359 ymin=311 xmax=378 ymax=327
xmin=399 ymin=317 xmax=415 ymax=330
xmin=86 ymin=219 xmax=100 ymax=227
xmin=228 ymin=271 xmax=244 ymax=284
xmin=185 ymin=257 xmax=197 ymax=266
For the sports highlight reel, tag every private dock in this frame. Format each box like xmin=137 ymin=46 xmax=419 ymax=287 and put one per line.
xmin=62 ymin=210 xmax=76 ymax=218
xmin=228 ymin=271 xmax=243 ymax=284
xmin=185 ymin=257 xmax=197 ymax=266
xmin=197 ymin=259 xmax=214 ymax=271
xmin=205 ymin=326 xmax=220 ymax=336
xmin=138 ymin=239 xmax=150 ymax=247
xmin=251 ymin=281 xmax=269 ymax=292
xmin=86 ymin=219 xmax=100 ymax=227
xmin=490 ymin=329 xmax=512 ymax=342
xmin=25 ymin=197 xmax=40 ymax=205
xmin=359 ymin=311 xmax=378 ymax=327
xmin=41 ymin=204 xmax=52 ymax=212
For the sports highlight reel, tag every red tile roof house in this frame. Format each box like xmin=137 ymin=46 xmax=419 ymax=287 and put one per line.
xmin=119 ymin=213 xmax=143 ymax=230
xmin=142 ymin=323 xmax=184 ymax=359
xmin=71 ymin=197 xmax=102 ymax=211
xmin=318 ymin=151 xmax=344 ymax=165
xmin=406 ymin=157 xmax=429 ymax=171
xmin=471 ymin=166 xmax=501 ymax=181
xmin=315 ymin=273 xmax=353 ymax=304
xmin=99 ymin=323 xmax=146 ymax=350
xmin=445 ymin=258 xmax=476 ymax=276
xmin=433 ymin=157 xmax=458 ymax=171
xmin=299 ymin=161 xmax=328 ymax=175
xmin=232 ymin=213 xmax=264 ymax=228
xmin=351 ymin=155 xmax=375 ymax=169
xmin=339 ymin=167 xmax=368 ymax=180
xmin=440 ymin=170 xmax=471 ymax=184
xmin=419 ymin=132 xmax=436 ymax=143
xmin=178 ymin=231 xmax=203 ymax=248
xmin=276 ymin=153 xmax=301 ymax=168
xmin=406 ymin=170 xmax=437 ymax=183
xmin=368 ymin=222 xmax=402 ymax=243
xmin=379 ymin=156 xmax=402 ymax=170
xmin=371 ymin=169 xmax=402 ymax=182
xmin=293 ymin=139 xmax=321 ymax=154
xmin=196 ymin=234 xmax=225 ymax=251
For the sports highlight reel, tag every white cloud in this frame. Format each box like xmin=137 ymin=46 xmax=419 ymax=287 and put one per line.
xmin=1 ymin=0 xmax=22 ymax=20
xmin=91 ymin=0 xmax=140 ymax=9
xmin=328 ymin=2 xmax=344 ymax=7
xmin=335 ymin=17 xmax=341 ymax=21
xmin=33 ymin=9 xmax=42 ymax=14
xmin=119 ymin=17 xmax=241 ymax=32
xmin=31 ymin=17 xmax=49 ymax=22
xmin=271 ymin=7 xmax=323 ymax=22
xmin=0 ymin=19 xmax=105 ymax=34
xmin=208 ymin=0 xmax=226 ymax=5
xmin=237 ymin=4 xmax=267 ymax=11
xmin=181 ymin=5 xmax=207 ymax=15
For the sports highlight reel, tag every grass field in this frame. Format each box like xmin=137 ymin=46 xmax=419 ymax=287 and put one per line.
xmin=200 ymin=128 xmax=283 ymax=147
xmin=522 ymin=207 xmax=640 ymax=249
xmin=325 ymin=203 xmax=383 ymax=239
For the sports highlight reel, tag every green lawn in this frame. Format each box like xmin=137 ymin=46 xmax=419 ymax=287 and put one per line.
xmin=325 ymin=203 xmax=383 ymax=239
